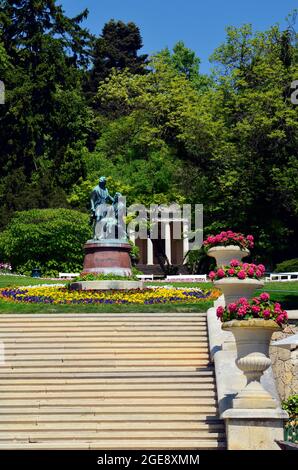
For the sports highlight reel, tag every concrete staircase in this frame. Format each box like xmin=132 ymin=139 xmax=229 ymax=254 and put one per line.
xmin=0 ymin=313 xmax=225 ymax=449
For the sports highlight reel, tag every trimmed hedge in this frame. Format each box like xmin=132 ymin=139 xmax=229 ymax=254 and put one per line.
xmin=0 ymin=209 xmax=92 ymax=277
xmin=275 ymin=259 xmax=298 ymax=273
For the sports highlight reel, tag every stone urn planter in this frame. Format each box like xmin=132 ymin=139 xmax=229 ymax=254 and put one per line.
xmin=214 ymin=278 xmax=264 ymax=304
xmin=222 ymin=319 xmax=281 ymax=409
xmin=207 ymin=245 xmax=250 ymax=266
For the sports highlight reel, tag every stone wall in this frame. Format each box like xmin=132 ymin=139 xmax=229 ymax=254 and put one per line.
xmin=270 ymin=323 xmax=298 ymax=402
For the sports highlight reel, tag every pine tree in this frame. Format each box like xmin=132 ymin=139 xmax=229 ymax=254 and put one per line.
xmin=86 ymin=19 xmax=148 ymax=101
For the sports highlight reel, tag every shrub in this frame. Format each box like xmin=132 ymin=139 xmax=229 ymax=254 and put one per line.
xmin=275 ymin=259 xmax=298 ymax=273
xmin=0 ymin=209 xmax=91 ymax=277
xmin=282 ymin=394 xmax=298 ymax=420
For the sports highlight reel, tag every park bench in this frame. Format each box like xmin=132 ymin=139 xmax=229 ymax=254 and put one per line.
xmin=265 ymin=272 xmax=298 ymax=282
xmin=136 ymin=274 xmax=154 ymax=281
xmin=58 ymin=273 xmax=80 ymax=279
xmin=165 ymin=274 xmax=207 ymax=282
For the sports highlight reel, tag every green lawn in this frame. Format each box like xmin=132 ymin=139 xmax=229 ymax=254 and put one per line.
xmin=255 ymin=282 xmax=298 ymax=310
xmin=0 ymin=275 xmax=67 ymax=288
xmin=0 ymin=276 xmax=297 ymax=313
xmin=0 ymin=275 xmax=212 ymax=313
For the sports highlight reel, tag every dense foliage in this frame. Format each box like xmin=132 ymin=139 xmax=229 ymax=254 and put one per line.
xmin=275 ymin=258 xmax=298 ymax=272
xmin=0 ymin=1 xmax=297 ymax=268
xmin=0 ymin=209 xmax=91 ymax=276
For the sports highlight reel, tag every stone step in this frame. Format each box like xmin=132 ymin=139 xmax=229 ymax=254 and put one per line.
xmin=0 ymin=421 xmax=224 ymax=431
xmin=0 ymin=397 xmax=217 ymax=406
xmin=0 ymin=331 xmax=207 ymax=337
xmin=0 ymin=370 xmax=215 ymax=379
xmin=0 ymin=405 xmax=219 ymax=413
xmin=0 ymin=440 xmax=225 ymax=450
xmin=0 ymin=373 xmax=214 ymax=383
xmin=0 ymin=413 xmax=221 ymax=422
xmin=0 ymin=389 xmax=217 ymax=399
xmin=0 ymin=318 xmax=207 ymax=325
xmin=3 ymin=346 xmax=208 ymax=353
xmin=0 ymin=313 xmax=224 ymax=449
xmin=0 ymin=313 xmax=206 ymax=318
xmin=3 ymin=353 xmax=209 ymax=361
xmin=0 ymin=382 xmax=215 ymax=391
xmin=0 ymin=430 xmax=225 ymax=441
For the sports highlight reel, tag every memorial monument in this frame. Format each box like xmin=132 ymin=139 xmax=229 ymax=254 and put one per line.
xmin=82 ymin=177 xmax=133 ymax=277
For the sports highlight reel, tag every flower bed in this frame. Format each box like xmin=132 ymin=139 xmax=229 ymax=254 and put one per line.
xmin=209 ymin=260 xmax=265 ymax=280
xmin=216 ymin=293 xmax=288 ymax=325
xmin=203 ymin=231 xmax=254 ymax=250
xmin=0 ymin=286 xmax=221 ymax=305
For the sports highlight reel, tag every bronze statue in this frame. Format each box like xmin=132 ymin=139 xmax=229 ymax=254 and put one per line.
xmin=90 ymin=177 xmax=127 ymax=241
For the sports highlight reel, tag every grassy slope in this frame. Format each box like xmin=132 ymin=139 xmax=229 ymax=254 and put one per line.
xmin=0 ymin=276 xmax=297 ymax=313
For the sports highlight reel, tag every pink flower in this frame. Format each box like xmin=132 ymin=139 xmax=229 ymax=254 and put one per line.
xmin=247 ymin=268 xmax=255 ymax=277
xmin=228 ymin=268 xmax=235 ymax=276
xmin=257 ymin=264 xmax=265 ymax=273
xmin=282 ymin=311 xmax=288 ymax=321
xmin=238 ymin=297 xmax=249 ymax=305
xmin=263 ymin=309 xmax=271 ymax=319
xmin=247 ymin=235 xmax=254 ymax=242
xmin=238 ymin=306 xmax=248 ymax=317
xmin=209 ymin=271 xmax=216 ymax=281
xmin=276 ymin=314 xmax=285 ymax=324
xmin=255 ymin=270 xmax=262 ymax=278
xmin=217 ymin=268 xmax=225 ymax=278
xmin=228 ymin=303 xmax=238 ymax=313
xmin=251 ymin=305 xmax=261 ymax=314
xmin=260 ymin=292 xmax=270 ymax=302
xmin=216 ymin=306 xmax=224 ymax=318
xmin=230 ymin=259 xmax=240 ymax=267
xmin=237 ymin=270 xmax=246 ymax=280
xmin=242 ymin=263 xmax=249 ymax=270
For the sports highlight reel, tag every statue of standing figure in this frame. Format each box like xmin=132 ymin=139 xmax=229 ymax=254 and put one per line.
xmin=90 ymin=177 xmax=127 ymax=241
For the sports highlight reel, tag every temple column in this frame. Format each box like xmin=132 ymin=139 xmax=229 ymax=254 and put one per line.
xmin=183 ymin=220 xmax=189 ymax=263
xmin=165 ymin=222 xmax=172 ymax=264
xmin=147 ymin=238 xmax=154 ymax=265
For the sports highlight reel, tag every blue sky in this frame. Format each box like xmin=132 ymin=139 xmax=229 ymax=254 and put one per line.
xmin=60 ymin=0 xmax=297 ymax=74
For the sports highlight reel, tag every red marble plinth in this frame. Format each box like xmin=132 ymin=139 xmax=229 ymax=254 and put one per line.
xmin=83 ymin=240 xmax=132 ymax=276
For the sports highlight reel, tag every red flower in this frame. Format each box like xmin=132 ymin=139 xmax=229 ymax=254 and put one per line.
xmin=263 ymin=309 xmax=271 ymax=319
xmin=237 ymin=270 xmax=246 ymax=280
xmin=217 ymin=268 xmax=225 ymax=278
xmin=230 ymin=259 xmax=240 ymax=267
xmin=216 ymin=306 xmax=224 ymax=318
xmin=260 ymin=292 xmax=270 ymax=302
xmin=228 ymin=303 xmax=238 ymax=313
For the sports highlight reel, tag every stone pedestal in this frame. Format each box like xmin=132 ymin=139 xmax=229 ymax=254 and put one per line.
xmin=83 ymin=240 xmax=132 ymax=277
xmin=222 ymin=408 xmax=288 ymax=450
xmin=71 ymin=280 xmax=143 ymax=291
xmin=214 ymin=278 xmax=264 ymax=305
xmin=207 ymin=245 xmax=250 ymax=266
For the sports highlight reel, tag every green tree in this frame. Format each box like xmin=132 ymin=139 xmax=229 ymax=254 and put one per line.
xmin=157 ymin=41 xmax=211 ymax=91
xmin=208 ymin=23 xmax=298 ymax=264
xmin=0 ymin=0 xmax=92 ymax=228
xmin=86 ymin=19 xmax=148 ymax=101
